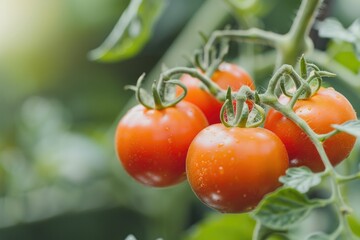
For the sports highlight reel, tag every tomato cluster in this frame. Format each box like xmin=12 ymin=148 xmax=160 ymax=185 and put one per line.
xmin=115 ymin=63 xmax=356 ymax=213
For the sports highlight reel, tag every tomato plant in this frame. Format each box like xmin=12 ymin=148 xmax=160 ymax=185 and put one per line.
xmin=179 ymin=62 xmax=254 ymax=124
xmin=186 ymin=124 xmax=288 ymax=213
xmin=93 ymin=0 xmax=360 ymax=239
xmin=264 ymin=87 xmax=357 ymax=172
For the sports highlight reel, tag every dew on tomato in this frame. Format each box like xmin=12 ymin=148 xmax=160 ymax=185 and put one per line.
xmin=264 ymin=87 xmax=357 ymax=172
xmin=115 ymin=101 xmax=208 ymax=187
xmin=186 ymin=124 xmax=289 ymax=213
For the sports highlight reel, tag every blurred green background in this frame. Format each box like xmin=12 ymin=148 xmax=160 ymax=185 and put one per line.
xmin=1 ymin=0 xmax=360 ymax=239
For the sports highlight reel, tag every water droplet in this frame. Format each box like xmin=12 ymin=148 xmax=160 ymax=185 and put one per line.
xmin=243 ymin=194 xmax=247 ymax=198
xmin=167 ymin=138 xmax=172 ymax=144
xmin=290 ymin=158 xmax=299 ymax=166
xmin=219 ymin=166 xmax=224 ymax=174
xmin=211 ymin=193 xmax=221 ymax=201
xmin=218 ymin=143 xmax=224 ymax=147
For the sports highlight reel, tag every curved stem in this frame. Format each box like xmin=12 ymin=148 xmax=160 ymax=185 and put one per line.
xmin=161 ymin=67 xmax=226 ymax=100
xmin=265 ymin=101 xmax=334 ymax=171
xmin=200 ymin=0 xmax=323 ymax=71
xmin=132 ymin=73 xmax=155 ymax=109
xmin=264 ymin=64 xmax=306 ymax=97
xmin=264 ymin=65 xmax=292 ymax=96
xmin=337 ymin=172 xmax=360 ymax=184
xmin=220 ymin=86 xmax=261 ymax=128
xmin=203 ymin=29 xmax=281 ymax=68
xmin=152 ymin=82 xmax=165 ymax=110
xmin=287 ymin=81 xmax=311 ymax=109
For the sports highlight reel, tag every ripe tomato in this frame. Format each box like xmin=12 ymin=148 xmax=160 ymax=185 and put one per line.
xmin=186 ymin=124 xmax=289 ymax=213
xmin=115 ymin=101 xmax=208 ymax=187
xmin=179 ymin=62 xmax=255 ymax=125
xmin=264 ymin=87 xmax=357 ymax=172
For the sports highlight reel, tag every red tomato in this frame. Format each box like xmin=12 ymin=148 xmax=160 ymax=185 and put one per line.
xmin=115 ymin=102 xmax=208 ymax=187
xmin=186 ymin=124 xmax=289 ymax=213
xmin=179 ymin=63 xmax=255 ymax=125
xmin=264 ymin=87 xmax=357 ymax=172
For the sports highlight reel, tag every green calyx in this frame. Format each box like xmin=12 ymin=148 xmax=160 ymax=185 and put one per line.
xmin=265 ymin=56 xmax=336 ymax=108
xmin=220 ymin=87 xmax=265 ymax=128
xmin=280 ymin=55 xmax=335 ymax=101
xmin=125 ymin=73 xmax=187 ymax=110
xmin=193 ymin=28 xmax=230 ymax=77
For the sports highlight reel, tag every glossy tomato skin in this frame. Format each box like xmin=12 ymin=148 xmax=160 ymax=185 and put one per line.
xmin=264 ymin=87 xmax=357 ymax=172
xmin=186 ymin=124 xmax=289 ymax=213
xmin=180 ymin=62 xmax=255 ymax=125
xmin=115 ymin=101 xmax=208 ymax=187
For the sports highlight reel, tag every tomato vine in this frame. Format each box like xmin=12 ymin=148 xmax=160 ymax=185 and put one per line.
xmin=112 ymin=0 xmax=360 ymax=239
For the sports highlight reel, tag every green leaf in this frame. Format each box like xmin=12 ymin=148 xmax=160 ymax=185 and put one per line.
xmin=316 ymin=18 xmax=356 ymax=42
xmin=253 ymin=222 xmax=290 ymax=240
xmin=305 ymin=232 xmax=330 ymax=240
xmin=327 ymin=41 xmax=360 ymax=73
xmin=279 ymin=167 xmax=321 ymax=193
xmin=89 ymin=0 xmax=166 ymax=62
xmin=317 ymin=18 xmax=360 ymax=61
xmin=332 ymin=120 xmax=360 ymax=138
xmin=252 ymin=188 xmax=324 ymax=231
xmin=349 ymin=19 xmax=360 ymax=59
xmin=348 ymin=215 xmax=360 ymax=237
xmin=349 ymin=19 xmax=360 ymax=37
xmin=183 ymin=214 xmax=256 ymax=240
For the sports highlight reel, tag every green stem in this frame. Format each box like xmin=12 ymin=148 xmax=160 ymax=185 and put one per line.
xmin=330 ymin=175 xmax=354 ymax=239
xmin=263 ymin=64 xmax=308 ymax=98
xmin=201 ymin=0 xmax=323 ymax=71
xmin=276 ymin=0 xmax=323 ymax=67
xmin=317 ymin=130 xmax=339 ymax=142
xmin=264 ymin=65 xmax=292 ymax=97
xmin=152 ymin=83 xmax=165 ymax=110
xmin=203 ymin=29 xmax=281 ymax=68
xmin=265 ymin=101 xmax=334 ymax=171
xmin=288 ymin=0 xmax=322 ymax=43
xmin=161 ymin=67 xmax=225 ymax=100
xmin=205 ymin=38 xmax=229 ymax=77
xmin=337 ymin=172 xmax=360 ymax=184
xmin=287 ymin=82 xmax=310 ymax=109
